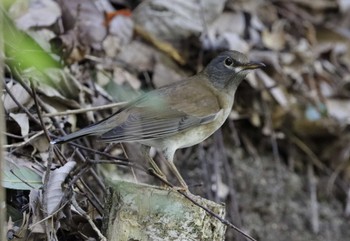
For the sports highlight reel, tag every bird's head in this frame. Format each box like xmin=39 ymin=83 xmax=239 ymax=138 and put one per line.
xmin=204 ymin=50 xmax=264 ymax=91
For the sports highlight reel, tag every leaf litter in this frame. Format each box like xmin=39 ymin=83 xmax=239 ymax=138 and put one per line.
xmin=2 ymin=0 xmax=350 ymax=240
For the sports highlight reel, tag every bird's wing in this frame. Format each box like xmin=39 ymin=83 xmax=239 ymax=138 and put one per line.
xmin=100 ymin=76 xmax=224 ymax=142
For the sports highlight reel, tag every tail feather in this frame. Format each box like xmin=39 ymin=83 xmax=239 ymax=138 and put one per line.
xmin=51 ymin=126 xmax=100 ymax=144
xmin=51 ymin=111 xmax=124 ymax=144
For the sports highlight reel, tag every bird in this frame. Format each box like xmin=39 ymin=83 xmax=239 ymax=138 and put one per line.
xmin=51 ymin=50 xmax=264 ymax=190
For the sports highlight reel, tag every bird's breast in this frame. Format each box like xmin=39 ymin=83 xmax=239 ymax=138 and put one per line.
xmin=175 ymin=91 xmax=234 ymax=148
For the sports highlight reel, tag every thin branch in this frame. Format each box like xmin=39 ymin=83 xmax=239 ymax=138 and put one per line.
xmin=63 ymin=141 xmax=148 ymax=171
xmin=42 ymin=102 xmax=126 ymax=117
xmin=179 ymin=189 xmax=257 ymax=241
xmin=30 ymin=82 xmax=52 ymax=193
xmin=71 ymin=193 xmax=107 ymax=241
xmin=307 ymin=163 xmax=319 ymax=234
xmin=3 ymin=79 xmax=41 ymax=126
xmin=3 ymin=130 xmax=44 ymax=148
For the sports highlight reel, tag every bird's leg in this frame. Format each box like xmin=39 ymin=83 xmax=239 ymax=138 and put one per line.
xmin=167 ymin=160 xmax=189 ymax=191
xmin=162 ymin=149 xmax=189 ymax=191
xmin=141 ymin=145 xmax=167 ymax=180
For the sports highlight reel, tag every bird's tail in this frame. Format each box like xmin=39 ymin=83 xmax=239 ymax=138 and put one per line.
xmin=51 ymin=125 xmax=101 ymax=144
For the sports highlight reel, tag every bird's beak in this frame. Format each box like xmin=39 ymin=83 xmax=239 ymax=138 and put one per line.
xmin=240 ymin=62 xmax=266 ymax=70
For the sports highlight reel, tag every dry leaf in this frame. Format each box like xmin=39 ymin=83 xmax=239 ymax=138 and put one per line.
xmin=10 ymin=0 xmax=61 ymax=30
xmin=262 ymin=21 xmax=286 ymax=51
xmin=58 ymin=0 xmax=107 ymax=47
xmin=117 ymin=41 xmax=157 ymax=71
xmin=3 ymin=81 xmax=33 ymax=112
xmin=46 ymin=161 xmax=76 ymax=215
xmin=339 ymin=0 xmax=350 ymax=12
xmin=113 ymin=67 xmax=141 ymax=90
xmin=152 ymin=55 xmax=187 ymax=88
xmin=109 ymin=15 xmax=134 ymax=46
xmin=325 ymin=99 xmax=350 ymax=124
xmin=134 ymin=25 xmax=185 ymax=65
xmin=202 ymin=12 xmax=248 ymax=50
xmin=256 ymin=70 xmax=289 ymax=107
xmin=9 ymin=113 xmax=29 ymax=139
xmin=133 ymin=0 xmax=226 ymax=41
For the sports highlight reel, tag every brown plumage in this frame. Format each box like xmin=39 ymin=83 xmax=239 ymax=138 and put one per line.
xmin=52 ymin=50 xmax=264 ymax=190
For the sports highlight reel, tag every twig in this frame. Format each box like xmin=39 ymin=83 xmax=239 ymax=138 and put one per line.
xmin=177 ymin=190 xmax=257 ymax=241
xmin=288 ymin=131 xmax=348 ymax=194
xmin=327 ymin=158 xmax=349 ymax=195
xmin=71 ymin=193 xmax=107 ymax=241
xmin=228 ymin=120 xmax=241 ymax=147
xmin=198 ymin=143 xmax=213 ymax=200
xmin=3 ymin=79 xmax=41 ymax=126
xmin=307 ymin=163 xmax=319 ymax=234
xmin=3 ymin=130 xmax=44 ymax=148
xmin=345 ymin=187 xmax=350 ymax=216
xmin=4 ymin=132 xmax=30 ymax=139
xmin=62 ymin=141 xmax=148 ymax=171
xmin=30 ymin=199 xmax=70 ymax=229
xmin=31 ymin=81 xmax=61 ymax=241
xmin=261 ymin=96 xmax=282 ymax=179
xmin=213 ymin=131 xmax=223 ymax=203
xmin=289 ymin=133 xmax=327 ymax=171
xmin=42 ymin=102 xmax=126 ymax=117
xmin=119 ymin=143 xmax=139 ymax=183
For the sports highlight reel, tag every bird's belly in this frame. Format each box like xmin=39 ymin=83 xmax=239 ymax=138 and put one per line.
xmin=179 ymin=113 xmax=229 ymax=148
xmin=175 ymin=125 xmax=218 ymax=148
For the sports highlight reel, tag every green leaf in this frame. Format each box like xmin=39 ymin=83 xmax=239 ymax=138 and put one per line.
xmin=3 ymin=157 xmax=42 ymax=190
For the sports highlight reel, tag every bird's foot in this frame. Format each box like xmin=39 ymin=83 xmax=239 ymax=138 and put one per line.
xmin=148 ymin=168 xmax=168 ymax=181
xmin=171 ymin=185 xmax=189 ymax=193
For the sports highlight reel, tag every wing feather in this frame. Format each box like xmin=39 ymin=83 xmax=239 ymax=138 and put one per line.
xmin=99 ymin=75 xmax=224 ymax=142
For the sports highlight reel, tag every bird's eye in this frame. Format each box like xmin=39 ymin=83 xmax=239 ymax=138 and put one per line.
xmin=224 ymin=57 xmax=233 ymax=66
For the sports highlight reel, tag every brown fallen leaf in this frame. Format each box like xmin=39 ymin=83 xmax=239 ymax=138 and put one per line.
xmin=134 ymin=24 xmax=186 ymax=65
